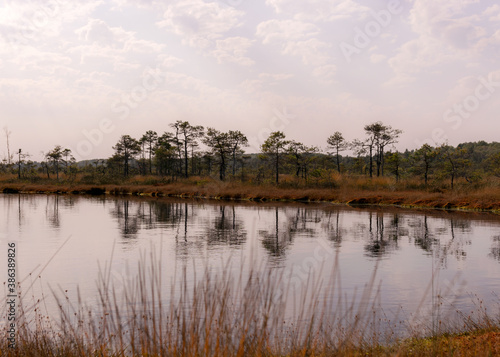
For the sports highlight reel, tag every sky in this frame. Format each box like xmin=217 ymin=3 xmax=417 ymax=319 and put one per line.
xmin=1 ymin=0 xmax=500 ymax=161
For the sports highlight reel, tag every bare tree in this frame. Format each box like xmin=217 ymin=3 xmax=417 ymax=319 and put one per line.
xmin=3 ymin=126 xmax=12 ymax=165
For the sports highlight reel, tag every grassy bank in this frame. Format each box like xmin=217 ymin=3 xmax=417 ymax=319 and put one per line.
xmin=1 ymin=174 xmax=500 ymax=212
xmin=1 ymin=252 xmax=499 ymax=357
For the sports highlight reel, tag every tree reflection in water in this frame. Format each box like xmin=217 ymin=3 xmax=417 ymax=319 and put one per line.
xmin=3 ymin=194 xmax=500 ymax=344
xmin=205 ymin=205 xmax=246 ymax=246
xmin=363 ymin=211 xmax=400 ymax=258
xmin=259 ymin=207 xmax=322 ymax=260
xmin=11 ymin=194 xmax=496 ymax=267
xmin=260 ymin=207 xmax=291 ymax=259
xmin=489 ymin=235 xmax=500 ymax=261
xmin=44 ymin=195 xmax=76 ymax=229
xmin=413 ymin=215 xmax=437 ymax=253
xmin=46 ymin=195 xmax=60 ymax=228
xmin=110 ymin=199 xmax=140 ymax=239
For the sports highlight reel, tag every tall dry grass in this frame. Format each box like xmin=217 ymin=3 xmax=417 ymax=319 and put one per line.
xmin=1 ymin=248 xmax=499 ymax=356
xmin=0 ymin=249 xmax=395 ymax=356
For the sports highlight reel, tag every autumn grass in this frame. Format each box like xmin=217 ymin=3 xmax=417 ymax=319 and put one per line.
xmin=1 ymin=248 xmax=500 ymax=357
xmin=0 ymin=251 xmax=384 ymax=356
xmin=1 ymin=173 xmax=500 ymax=211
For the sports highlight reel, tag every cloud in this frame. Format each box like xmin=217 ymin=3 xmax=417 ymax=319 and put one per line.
xmin=476 ymin=29 xmax=500 ymax=52
xmin=388 ymin=37 xmax=449 ymax=76
xmin=157 ymin=54 xmax=183 ymax=69
xmin=407 ymin=0 xmax=496 ymax=52
xmin=483 ymin=5 xmax=500 ymax=22
xmin=282 ymin=38 xmax=331 ymax=66
xmin=312 ymin=64 xmax=336 ymax=84
xmin=212 ymin=37 xmax=254 ymax=66
xmin=444 ymin=70 xmax=500 ymax=106
xmin=72 ymin=19 xmax=165 ymax=71
xmin=386 ymin=0 xmax=499 ymax=87
xmin=240 ymin=72 xmax=294 ymax=94
xmin=76 ymin=18 xmax=130 ymax=47
xmin=0 ymin=74 xmax=117 ymax=114
xmin=256 ymin=19 xmax=335 ymax=81
xmin=0 ymin=1 xmax=102 ymax=46
xmin=111 ymin=0 xmax=159 ymax=9
xmin=157 ymin=0 xmax=243 ymax=49
xmin=265 ymin=0 xmax=370 ymax=21
xmin=76 ymin=18 xmax=164 ymax=52
xmin=370 ymin=53 xmax=387 ymax=64
xmin=256 ymin=19 xmax=320 ymax=44
xmin=157 ymin=1 xmax=253 ymax=66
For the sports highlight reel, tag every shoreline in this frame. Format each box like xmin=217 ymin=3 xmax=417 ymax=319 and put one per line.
xmin=1 ymin=181 xmax=500 ymax=214
xmin=2 ymin=182 xmax=500 ymax=355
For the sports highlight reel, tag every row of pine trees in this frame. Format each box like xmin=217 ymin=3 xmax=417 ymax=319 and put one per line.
xmin=3 ymin=120 xmax=500 ymax=188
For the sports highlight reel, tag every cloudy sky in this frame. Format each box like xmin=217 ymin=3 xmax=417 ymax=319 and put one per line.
xmin=1 ymin=0 xmax=500 ymax=160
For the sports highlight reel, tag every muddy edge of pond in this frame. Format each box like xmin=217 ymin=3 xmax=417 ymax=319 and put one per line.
xmin=1 ymin=183 xmax=500 ymax=214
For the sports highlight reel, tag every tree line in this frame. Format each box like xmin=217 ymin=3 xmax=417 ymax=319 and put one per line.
xmin=2 ymin=120 xmax=499 ymax=189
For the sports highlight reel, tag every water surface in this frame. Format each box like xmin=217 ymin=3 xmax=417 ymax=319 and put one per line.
xmin=1 ymin=194 xmax=499 ymax=335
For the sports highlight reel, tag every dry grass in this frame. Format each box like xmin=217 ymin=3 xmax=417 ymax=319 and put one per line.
xmin=0 ymin=252 xmax=383 ymax=356
xmin=1 ymin=174 xmax=500 ymax=211
xmin=0 ymin=251 xmax=499 ymax=356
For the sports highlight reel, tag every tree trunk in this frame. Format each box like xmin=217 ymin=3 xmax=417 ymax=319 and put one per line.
xmin=232 ymin=150 xmax=236 ymax=177
xmin=124 ymin=156 xmax=129 ymax=177
xmin=380 ymin=147 xmax=385 ymax=176
xmin=184 ymin=141 xmax=188 ymax=178
xmin=336 ymin=150 xmax=341 ymax=174
xmin=18 ymin=150 xmax=21 ymax=179
xmin=275 ymin=152 xmax=279 ymax=184
xmin=376 ymin=146 xmax=381 ymax=177
xmin=424 ymin=160 xmax=429 ymax=185
xmin=220 ymin=154 xmax=226 ymax=181
xmin=369 ymin=146 xmax=373 ymax=178
xmin=149 ymin=143 xmax=152 ymax=174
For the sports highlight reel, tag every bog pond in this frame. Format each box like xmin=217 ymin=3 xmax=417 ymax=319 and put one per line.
xmin=1 ymin=194 xmax=500 ymax=338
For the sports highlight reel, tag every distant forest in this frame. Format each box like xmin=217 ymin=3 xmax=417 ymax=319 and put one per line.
xmin=2 ymin=121 xmax=500 ymax=189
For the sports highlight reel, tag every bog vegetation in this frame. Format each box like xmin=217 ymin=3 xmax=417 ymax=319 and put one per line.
xmin=1 ymin=121 xmax=499 ymax=191
xmin=1 ymin=252 xmax=500 ymax=356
